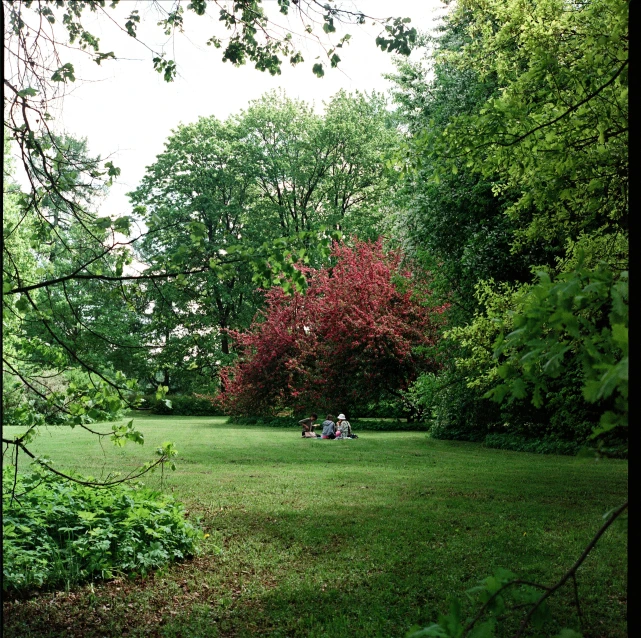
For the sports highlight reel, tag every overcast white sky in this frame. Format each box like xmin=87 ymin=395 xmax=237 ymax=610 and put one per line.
xmin=17 ymin=0 xmax=448 ymax=220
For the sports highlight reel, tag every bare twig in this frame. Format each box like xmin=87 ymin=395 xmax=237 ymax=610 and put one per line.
xmin=513 ymin=500 xmax=628 ymax=638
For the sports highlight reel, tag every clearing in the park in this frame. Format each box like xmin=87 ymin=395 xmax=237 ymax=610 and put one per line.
xmin=2 ymin=416 xmax=628 ymax=638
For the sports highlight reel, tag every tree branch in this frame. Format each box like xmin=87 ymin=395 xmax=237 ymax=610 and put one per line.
xmin=3 ymin=437 xmax=171 ymax=489
xmin=513 ymin=500 xmax=628 ymax=638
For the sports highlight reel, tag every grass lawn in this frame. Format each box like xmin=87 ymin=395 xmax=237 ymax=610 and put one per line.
xmin=2 ymin=416 xmax=628 ymax=638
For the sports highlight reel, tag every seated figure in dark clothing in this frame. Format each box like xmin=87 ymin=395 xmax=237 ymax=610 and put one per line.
xmin=299 ymin=413 xmax=319 ymax=437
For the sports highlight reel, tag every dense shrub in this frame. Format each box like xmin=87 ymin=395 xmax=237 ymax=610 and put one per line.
xmin=226 ymin=416 xmax=430 ymax=431
xmin=424 ymin=363 xmax=611 ymax=450
xmin=1 ymin=372 xmax=28 ymax=426
xmin=482 ymin=433 xmax=583 ymax=456
xmin=349 ymin=398 xmax=406 ymax=419
xmin=2 ymin=466 xmax=203 ymax=594
xmin=482 ymin=431 xmax=627 ymax=459
xmin=427 ymin=379 xmax=501 ymax=442
xmin=354 ymin=420 xmax=430 ymax=432
xmin=140 ymin=394 xmax=225 ymax=417
xmin=2 ymin=369 xmax=128 ymax=426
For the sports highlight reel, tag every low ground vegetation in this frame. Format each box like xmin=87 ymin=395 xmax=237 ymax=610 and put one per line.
xmin=3 ymin=466 xmax=202 ymax=593
xmin=142 ymin=395 xmax=226 ymax=417
xmin=226 ymin=415 xmax=430 ymax=432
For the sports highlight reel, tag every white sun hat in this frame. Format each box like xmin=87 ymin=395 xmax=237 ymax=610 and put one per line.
xmin=337 ymin=413 xmax=346 ymax=420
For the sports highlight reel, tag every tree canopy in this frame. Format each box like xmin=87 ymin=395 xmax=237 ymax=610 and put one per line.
xmin=388 ymin=0 xmax=628 ymax=447
xmin=122 ymin=89 xmax=400 ymax=393
xmin=219 ymin=239 xmax=446 ymax=416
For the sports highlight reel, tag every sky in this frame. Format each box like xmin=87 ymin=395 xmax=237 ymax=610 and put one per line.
xmin=14 ymin=0 xmax=448 ymax=220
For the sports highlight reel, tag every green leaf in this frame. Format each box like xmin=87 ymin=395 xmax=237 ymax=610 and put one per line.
xmin=94 ymin=217 xmax=113 ymax=229
xmin=15 ymin=295 xmax=30 ymax=313
xmin=510 ymin=377 xmax=527 ymax=399
xmin=406 ymin=624 xmax=449 ymax=637
xmin=468 ymin=619 xmax=496 ymax=638
xmin=530 ymin=600 xmax=551 ymax=630
xmin=51 ymin=62 xmax=76 ymax=83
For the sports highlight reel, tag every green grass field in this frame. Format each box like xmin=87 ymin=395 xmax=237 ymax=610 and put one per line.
xmin=2 ymin=416 xmax=628 ymax=637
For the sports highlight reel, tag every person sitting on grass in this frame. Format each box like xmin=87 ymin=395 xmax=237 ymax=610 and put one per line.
xmin=299 ymin=413 xmax=319 ymax=438
xmin=335 ymin=413 xmax=353 ymax=439
xmin=321 ymin=414 xmax=336 ymax=439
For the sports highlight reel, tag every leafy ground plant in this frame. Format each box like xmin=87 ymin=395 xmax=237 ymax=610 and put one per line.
xmin=3 ymin=464 xmax=203 ymax=594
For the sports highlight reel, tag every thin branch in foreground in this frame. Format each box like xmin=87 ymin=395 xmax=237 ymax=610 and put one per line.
xmin=513 ymin=500 xmax=627 ymax=638
xmin=3 ymin=437 xmax=171 ymax=489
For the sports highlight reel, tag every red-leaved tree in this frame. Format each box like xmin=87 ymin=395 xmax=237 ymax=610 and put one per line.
xmin=218 ymin=239 xmax=447 ymax=416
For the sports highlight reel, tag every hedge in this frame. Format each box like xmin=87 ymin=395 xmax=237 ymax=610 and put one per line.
xmin=140 ymin=395 xmax=225 ymax=417
xmin=482 ymin=433 xmax=583 ymax=456
xmin=482 ymin=432 xmax=627 ymax=458
xmin=226 ymin=416 xmax=430 ymax=432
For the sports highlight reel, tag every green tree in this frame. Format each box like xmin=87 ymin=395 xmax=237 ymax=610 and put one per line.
xmin=386 ymin=18 xmax=542 ymax=437
xmin=129 ymin=115 xmax=259 ymax=391
xmin=3 ymin=132 xmax=147 ymax=431
xmin=241 ymin=89 xmax=400 ymax=241
xmin=429 ymin=0 xmax=628 ymax=255
xmin=127 ymin=90 xmax=401 ymax=393
xmin=433 ymin=0 xmax=628 ymax=442
xmin=389 ymin=0 xmax=627 ymax=445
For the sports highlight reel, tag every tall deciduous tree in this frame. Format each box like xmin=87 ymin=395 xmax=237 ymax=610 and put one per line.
xmin=425 ymin=0 xmax=628 ymax=255
xmin=129 ymin=115 xmax=259 ymax=391
xmin=390 ymin=0 xmax=628 ymax=444
xmin=241 ymin=89 xmax=400 ymax=241
xmin=219 ymin=239 xmax=446 ymax=417
xmin=128 ymin=91 xmax=401 ymax=393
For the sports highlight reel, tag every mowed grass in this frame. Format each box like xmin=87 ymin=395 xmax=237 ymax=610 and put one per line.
xmin=2 ymin=416 xmax=628 ymax=638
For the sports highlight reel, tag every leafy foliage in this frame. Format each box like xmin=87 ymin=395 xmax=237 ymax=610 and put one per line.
xmin=4 ymin=1 xmax=415 ymax=91
xmin=2 ymin=368 xmax=129 ymax=427
xmin=127 ymin=91 xmax=400 ymax=393
xmin=419 ymin=373 xmax=501 ymax=443
xmin=219 ymin=239 xmax=447 ymax=416
xmin=482 ymin=434 xmax=583 ymax=458
xmin=3 ymin=465 xmax=203 ymax=593
xmin=406 ymin=568 xmax=557 ymax=637
xmin=236 ymin=90 xmax=401 ymax=241
xmin=141 ymin=394 xmax=225 ymax=417
xmin=390 ymin=0 xmax=628 ymax=446
xmin=487 ymin=264 xmax=628 ymax=436
xmin=421 ymin=0 xmax=628 ymax=252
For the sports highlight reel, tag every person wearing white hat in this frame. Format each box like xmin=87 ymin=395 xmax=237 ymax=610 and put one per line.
xmin=335 ymin=413 xmax=353 ymax=439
